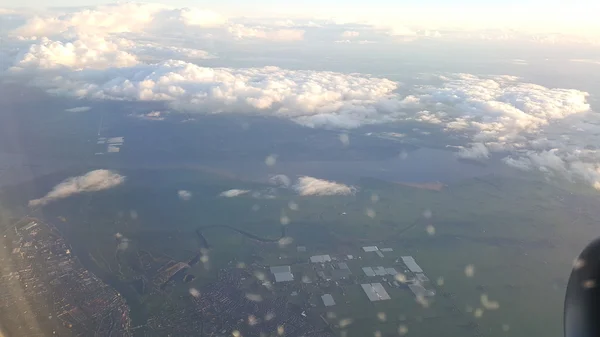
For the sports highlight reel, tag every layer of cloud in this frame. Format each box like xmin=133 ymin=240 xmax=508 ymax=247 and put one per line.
xmin=65 ymin=106 xmax=91 ymax=112
xmin=219 ymin=189 xmax=250 ymax=197
xmin=293 ymin=176 xmax=356 ymax=196
xmin=29 ymin=169 xmax=125 ymax=207
xmin=410 ymin=74 xmax=600 ymax=189
xmin=18 ymin=60 xmax=407 ymax=129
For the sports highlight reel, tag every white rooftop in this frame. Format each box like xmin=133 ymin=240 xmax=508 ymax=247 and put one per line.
xmin=363 ymin=246 xmax=379 ymax=252
xmin=362 ymin=267 xmax=375 ymax=277
xmin=310 ymin=255 xmax=332 ymax=263
xmin=401 ymin=256 xmax=423 ymax=273
xmin=270 ymin=265 xmax=291 ymax=274
xmin=274 ymin=272 xmax=294 ymax=282
xmin=321 ymin=294 xmax=335 ymax=307
xmin=408 ymin=283 xmax=435 ymax=297
xmin=361 ymin=283 xmax=391 ymax=301
xmin=380 ymin=248 xmax=393 ymax=252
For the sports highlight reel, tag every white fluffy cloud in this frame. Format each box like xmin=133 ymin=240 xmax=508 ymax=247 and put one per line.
xmin=457 ymin=143 xmax=490 ymax=160
xmin=29 ymin=169 xmax=125 ymax=207
xmin=219 ymin=189 xmax=250 ymax=197
xmin=178 ymin=190 xmax=193 ymax=200
xmin=293 ymin=176 xmax=356 ymax=196
xmin=65 ymin=106 xmax=91 ymax=112
xmin=411 ymin=74 xmax=600 ymax=189
xmin=12 ymin=36 xmax=138 ymax=70
xmin=24 ymin=60 xmax=407 ymax=129
xmin=341 ymin=30 xmax=360 ymax=38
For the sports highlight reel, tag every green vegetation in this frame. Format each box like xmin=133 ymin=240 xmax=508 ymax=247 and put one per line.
xmin=1 ymin=167 xmax=599 ymax=337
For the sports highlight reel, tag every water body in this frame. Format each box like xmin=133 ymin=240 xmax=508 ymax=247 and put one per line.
xmin=200 ymin=148 xmax=512 ymax=185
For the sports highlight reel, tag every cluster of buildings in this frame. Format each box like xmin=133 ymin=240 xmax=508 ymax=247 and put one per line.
xmin=0 ymin=220 xmax=132 ymax=336
xmin=266 ymin=245 xmax=436 ymax=308
xmin=148 ymin=269 xmax=331 ymax=337
xmin=96 ymin=136 xmax=125 ymax=155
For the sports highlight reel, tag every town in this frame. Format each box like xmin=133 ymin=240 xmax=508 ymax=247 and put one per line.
xmin=0 ymin=219 xmax=132 ymax=336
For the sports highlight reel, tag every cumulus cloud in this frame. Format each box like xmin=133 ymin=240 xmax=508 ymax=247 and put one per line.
xmin=23 ymin=60 xmax=407 ymax=129
xmin=341 ymin=30 xmax=359 ymax=38
xmin=178 ymin=190 xmax=192 ymax=200
xmin=65 ymin=106 xmax=91 ymax=112
xmin=457 ymin=143 xmax=490 ymax=160
xmin=293 ymin=176 xmax=356 ymax=196
xmin=29 ymin=169 xmax=125 ymax=207
xmin=411 ymin=73 xmax=600 ymax=189
xmin=269 ymin=174 xmax=291 ymax=188
xmin=219 ymin=189 xmax=250 ymax=197
xmin=12 ymin=36 xmax=138 ymax=70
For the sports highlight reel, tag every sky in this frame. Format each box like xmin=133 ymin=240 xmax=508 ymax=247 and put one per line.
xmin=2 ymin=0 xmax=600 ymax=34
xmin=2 ymin=1 xmax=600 ymax=192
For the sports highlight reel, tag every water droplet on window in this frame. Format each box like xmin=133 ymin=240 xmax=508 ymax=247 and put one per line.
xmin=371 ymin=193 xmax=379 ymax=203
xmin=254 ymin=271 xmax=266 ymax=281
xmin=465 ymin=264 xmax=475 ymax=278
xmin=395 ymin=273 xmax=407 ymax=283
xmin=278 ymin=237 xmax=293 ymax=247
xmin=474 ymin=308 xmax=484 ymax=318
xmin=423 ymin=209 xmax=432 ymax=218
xmin=426 ymin=225 xmax=436 ymax=235
xmin=398 ymin=324 xmax=408 ymax=335
xmin=252 ymin=204 xmax=260 ymax=211
xmin=573 ymin=258 xmax=585 ymax=270
xmin=366 ymin=208 xmax=376 ymax=218
xmin=277 ymin=325 xmax=284 ymax=335
xmin=189 ymin=288 xmax=200 ymax=297
xmin=200 ymin=255 xmax=209 ymax=263
xmin=232 ymin=330 xmax=241 ymax=337
xmin=377 ymin=312 xmax=386 ymax=322
xmin=339 ymin=318 xmax=353 ymax=328
xmin=465 ymin=305 xmax=473 ymax=313
xmin=129 ymin=210 xmax=138 ymax=219
xmin=326 ymin=311 xmax=337 ymax=319
xmin=481 ymin=294 xmax=500 ymax=310
xmin=288 ymin=201 xmax=298 ymax=210
xmin=237 ymin=262 xmax=246 ymax=269
xmin=265 ymin=312 xmax=275 ymax=321
xmin=436 ymin=277 xmax=444 ymax=286
xmin=280 ymin=215 xmax=290 ymax=225
xmin=374 ymin=331 xmax=382 ymax=337
xmin=248 ymin=315 xmax=258 ymax=326
xmin=339 ymin=133 xmax=350 ymax=146
xmin=583 ymin=279 xmax=596 ymax=289
xmin=245 ymin=293 xmax=263 ymax=302
xmin=502 ymin=324 xmax=510 ymax=332
xmin=399 ymin=151 xmax=408 ymax=160
xmin=415 ymin=295 xmax=429 ymax=308
xmin=265 ymin=154 xmax=277 ymax=166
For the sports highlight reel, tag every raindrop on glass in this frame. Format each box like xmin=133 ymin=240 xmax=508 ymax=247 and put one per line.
xmin=465 ymin=264 xmax=475 ymax=278
xmin=265 ymin=154 xmax=277 ymax=166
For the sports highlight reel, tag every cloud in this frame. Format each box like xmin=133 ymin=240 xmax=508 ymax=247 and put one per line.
xmin=29 ymin=169 xmax=125 ymax=207
xmin=269 ymin=174 xmax=291 ymax=188
xmin=341 ymin=30 xmax=359 ymax=38
xmin=410 ymin=74 xmax=600 ymax=189
xmin=293 ymin=176 xmax=356 ymax=196
xmin=227 ymin=24 xmax=305 ymax=41
xmin=65 ymin=106 xmax=91 ymax=112
xmin=219 ymin=189 xmax=250 ymax=197
xmin=457 ymin=143 xmax=490 ymax=160
xmin=12 ymin=36 xmax=138 ymax=70
xmin=178 ymin=190 xmax=192 ymax=200
xmin=19 ymin=60 xmax=406 ymax=129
